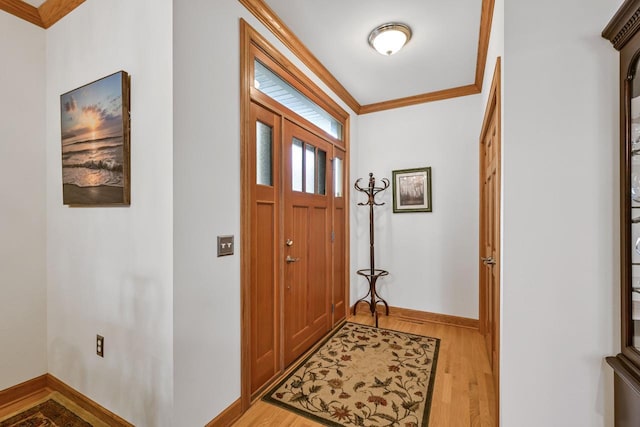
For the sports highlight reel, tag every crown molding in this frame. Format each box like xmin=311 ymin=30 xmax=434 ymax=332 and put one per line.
xmin=603 ymin=0 xmax=640 ymax=51
xmin=239 ymin=0 xmax=495 ymax=114
xmin=0 ymin=0 xmax=43 ymax=26
xmin=39 ymin=0 xmax=84 ymax=28
xmin=359 ymin=84 xmax=480 ymax=114
xmin=0 ymin=0 xmax=84 ymax=29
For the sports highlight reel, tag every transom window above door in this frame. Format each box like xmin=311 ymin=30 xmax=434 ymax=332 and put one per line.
xmin=254 ymin=60 xmax=343 ymax=140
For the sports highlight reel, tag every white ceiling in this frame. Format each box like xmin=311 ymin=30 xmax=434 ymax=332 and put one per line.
xmin=263 ymin=0 xmax=483 ymax=106
xmin=22 ymin=0 xmax=45 ymax=7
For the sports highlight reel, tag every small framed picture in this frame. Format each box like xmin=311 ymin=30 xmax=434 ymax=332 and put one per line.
xmin=392 ymin=167 xmax=432 ymax=213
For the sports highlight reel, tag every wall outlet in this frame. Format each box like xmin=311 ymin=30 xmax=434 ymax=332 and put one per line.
xmin=96 ymin=335 xmax=104 ymax=357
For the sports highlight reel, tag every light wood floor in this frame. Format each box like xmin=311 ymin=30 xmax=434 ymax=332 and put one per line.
xmin=234 ymin=313 xmax=496 ymax=427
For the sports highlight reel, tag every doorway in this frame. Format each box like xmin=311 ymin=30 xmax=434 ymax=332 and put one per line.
xmin=479 ymin=57 xmax=501 ymax=414
xmin=240 ymin=20 xmax=350 ymax=409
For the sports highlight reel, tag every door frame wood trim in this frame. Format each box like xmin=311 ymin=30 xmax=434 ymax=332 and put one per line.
xmin=240 ymin=18 xmax=350 ymax=413
xmin=478 ymin=56 xmax=501 ymax=421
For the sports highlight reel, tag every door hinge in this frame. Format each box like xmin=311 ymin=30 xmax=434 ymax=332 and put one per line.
xmin=331 ymin=230 xmax=335 ymax=242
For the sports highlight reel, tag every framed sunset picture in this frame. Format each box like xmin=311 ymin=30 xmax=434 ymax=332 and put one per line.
xmin=60 ymin=71 xmax=130 ymax=206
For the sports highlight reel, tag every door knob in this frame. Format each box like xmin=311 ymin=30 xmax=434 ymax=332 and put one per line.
xmin=286 ymin=239 xmax=294 ymax=247
xmin=286 ymin=255 xmax=300 ymax=263
xmin=481 ymin=256 xmax=496 ymax=266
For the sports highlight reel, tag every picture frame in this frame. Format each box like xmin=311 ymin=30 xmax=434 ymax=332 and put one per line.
xmin=392 ymin=167 xmax=432 ymax=213
xmin=60 ymin=71 xmax=131 ymax=206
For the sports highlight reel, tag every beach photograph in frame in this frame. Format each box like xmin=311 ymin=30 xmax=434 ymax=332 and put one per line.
xmin=392 ymin=167 xmax=432 ymax=213
xmin=60 ymin=71 xmax=130 ymax=206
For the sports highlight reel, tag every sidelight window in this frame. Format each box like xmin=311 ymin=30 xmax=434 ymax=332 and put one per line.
xmin=256 ymin=121 xmax=273 ymax=186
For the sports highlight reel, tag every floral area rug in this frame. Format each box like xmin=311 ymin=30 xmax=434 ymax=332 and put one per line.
xmin=0 ymin=397 xmax=92 ymax=427
xmin=263 ymin=322 xmax=440 ymax=426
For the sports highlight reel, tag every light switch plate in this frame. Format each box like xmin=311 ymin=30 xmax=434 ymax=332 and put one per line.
xmin=217 ymin=235 xmax=234 ymax=257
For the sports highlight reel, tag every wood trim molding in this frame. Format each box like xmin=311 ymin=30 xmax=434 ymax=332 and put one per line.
xmin=359 ymin=84 xmax=480 ymax=115
xmin=239 ymin=0 xmax=497 ymax=113
xmin=38 ymin=0 xmax=84 ymax=28
xmin=353 ymin=304 xmax=479 ymax=329
xmin=603 ymin=0 xmax=640 ymax=51
xmin=0 ymin=374 xmax=48 ymax=407
xmin=239 ymin=18 xmax=252 ymax=414
xmin=0 ymin=374 xmax=131 ymax=426
xmin=46 ymin=374 xmax=133 ymax=426
xmin=474 ymin=0 xmax=496 ymax=90
xmin=238 ymin=0 xmax=361 ymax=114
xmin=0 ymin=0 xmax=84 ymax=29
xmin=205 ymin=398 xmax=243 ymax=427
xmin=0 ymin=0 xmax=43 ymax=27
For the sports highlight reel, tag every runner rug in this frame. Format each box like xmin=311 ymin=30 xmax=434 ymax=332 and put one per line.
xmin=263 ymin=322 xmax=440 ymax=427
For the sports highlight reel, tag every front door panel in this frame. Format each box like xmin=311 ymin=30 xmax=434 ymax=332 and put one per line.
xmin=283 ymin=120 xmax=332 ymax=366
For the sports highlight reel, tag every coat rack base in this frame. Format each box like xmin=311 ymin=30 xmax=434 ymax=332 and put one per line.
xmin=353 ymin=269 xmax=389 ymax=327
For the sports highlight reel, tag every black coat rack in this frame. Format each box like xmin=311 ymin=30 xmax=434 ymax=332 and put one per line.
xmin=353 ymin=172 xmax=389 ymax=327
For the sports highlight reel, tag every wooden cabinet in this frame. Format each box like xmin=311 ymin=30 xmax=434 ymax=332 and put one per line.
xmin=604 ymin=2 xmax=640 ymax=425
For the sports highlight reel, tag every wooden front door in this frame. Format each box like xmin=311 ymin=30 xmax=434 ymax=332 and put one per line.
xmin=241 ymin=25 xmax=351 ymax=409
xmin=282 ymin=119 xmax=333 ymax=366
xmin=479 ymin=58 xmax=501 ymax=407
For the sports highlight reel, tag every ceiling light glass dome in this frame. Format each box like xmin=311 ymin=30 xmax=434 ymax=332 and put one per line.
xmin=368 ymin=23 xmax=412 ymax=56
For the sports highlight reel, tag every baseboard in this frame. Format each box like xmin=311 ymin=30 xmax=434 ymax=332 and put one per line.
xmin=0 ymin=374 xmax=48 ymax=408
xmin=205 ymin=398 xmax=242 ymax=427
xmin=46 ymin=374 xmax=133 ymax=426
xmin=352 ymin=304 xmax=479 ymax=329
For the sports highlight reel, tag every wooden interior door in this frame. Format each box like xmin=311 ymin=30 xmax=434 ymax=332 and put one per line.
xmin=480 ymin=141 xmax=497 ymax=368
xmin=479 ymin=58 xmax=501 ymax=406
xmin=283 ymin=119 xmax=333 ymax=366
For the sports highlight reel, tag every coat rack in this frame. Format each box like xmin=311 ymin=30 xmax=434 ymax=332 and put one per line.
xmin=353 ymin=172 xmax=389 ymax=327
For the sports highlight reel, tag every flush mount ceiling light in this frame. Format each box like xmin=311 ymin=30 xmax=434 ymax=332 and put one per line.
xmin=368 ymin=22 xmax=412 ymax=56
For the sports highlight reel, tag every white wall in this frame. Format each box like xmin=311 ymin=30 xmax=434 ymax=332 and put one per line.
xmin=0 ymin=12 xmax=47 ymax=391
xmin=173 ymin=1 xmax=358 ymax=425
xmin=502 ymin=0 xmax=620 ymax=425
xmin=44 ymin=1 xmax=173 ymax=425
xmin=355 ymin=96 xmax=482 ymax=319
